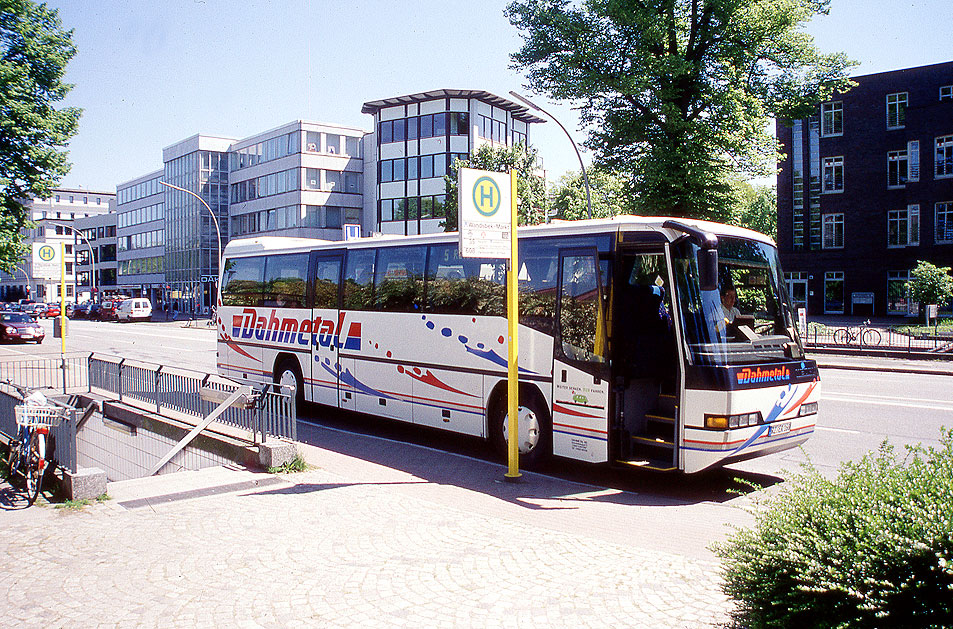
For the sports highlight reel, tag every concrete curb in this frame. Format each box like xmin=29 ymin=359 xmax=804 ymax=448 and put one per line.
xmin=816 ymin=362 xmax=953 ymax=377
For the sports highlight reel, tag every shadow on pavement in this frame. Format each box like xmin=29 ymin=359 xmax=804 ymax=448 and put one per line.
xmin=294 ymin=404 xmax=784 ymax=512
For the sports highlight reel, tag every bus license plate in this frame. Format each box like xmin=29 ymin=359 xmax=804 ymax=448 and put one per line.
xmin=769 ymin=421 xmax=791 ymax=436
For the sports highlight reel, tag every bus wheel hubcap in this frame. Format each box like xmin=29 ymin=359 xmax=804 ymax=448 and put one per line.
xmin=502 ymin=407 xmax=540 ymax=454
xmin=279 ymin=370 xmax=297 ymax=392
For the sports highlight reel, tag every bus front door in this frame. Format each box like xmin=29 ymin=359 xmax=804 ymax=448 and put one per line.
xmin=552 ymin=248 xmax=611 ymax=463
xmin=614 ymin=249 xmax=679 ymax=470
xmin=310 ymin=252 xmax=344 ymax=408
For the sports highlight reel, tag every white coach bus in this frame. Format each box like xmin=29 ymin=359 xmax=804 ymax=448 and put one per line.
xmin=216 ymin=216 xmax=819 ymax=473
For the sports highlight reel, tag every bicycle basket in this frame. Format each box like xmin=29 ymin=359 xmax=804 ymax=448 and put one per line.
xmin=15 ymin=405 xmax=65 ymax=428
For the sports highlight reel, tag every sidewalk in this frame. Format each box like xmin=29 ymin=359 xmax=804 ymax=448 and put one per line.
xmin=0 ymin=426 xmax=739 ymax=628
xmin=811 ymin=351 xmax=953 ymax=376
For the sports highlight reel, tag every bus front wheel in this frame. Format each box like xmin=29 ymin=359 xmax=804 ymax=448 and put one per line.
xmin=273 ymin=358 xmax=304 ymax=408
xmin=490 ymin=388 xmax=552 ymax=468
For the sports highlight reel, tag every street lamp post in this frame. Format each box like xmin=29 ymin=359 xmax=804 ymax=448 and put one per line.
xmin=42 ymin=220 xmax=97 ymax=303
xmin=509 ymin=91 xmax=593 ymax=220
xmin=160 ymin=181 xmax=222 ymax=316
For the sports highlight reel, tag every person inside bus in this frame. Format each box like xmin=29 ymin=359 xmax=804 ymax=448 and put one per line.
xmin=721 ymin=286 xmax=741 ymax=323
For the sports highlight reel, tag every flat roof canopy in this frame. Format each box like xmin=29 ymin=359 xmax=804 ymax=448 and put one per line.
xmin=361 ymin=89 xmax=547 ymax=125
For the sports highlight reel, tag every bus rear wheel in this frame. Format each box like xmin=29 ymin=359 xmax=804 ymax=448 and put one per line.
xmin=273 ymin=358 xmax=304 ymax=408
xmin=490 ymin=389 xmax=552 ymax=468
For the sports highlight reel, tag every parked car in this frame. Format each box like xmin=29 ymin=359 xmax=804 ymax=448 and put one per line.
xmin=0 ymin=312 xmax=45 ymax=343
xmin=116 ymin=298 xmax=152 ymax=322
xmin=99 ymin=299 xmax=126 ymax=321
xmin=71 ymin=302 xmax=90 ymax=319
xmin=87 ymin=303 xmax=101 ymax=320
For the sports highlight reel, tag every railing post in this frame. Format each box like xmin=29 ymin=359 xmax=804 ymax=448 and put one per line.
xmin=87 ymin=353 xmax=93 ymax=393
xmin=61 ymin=355 xmax=67 ymax=394
xmin=155 ymin=366 xmax=163 ymax=415
xmin=117 ymin=358 xmax=125 ymax=402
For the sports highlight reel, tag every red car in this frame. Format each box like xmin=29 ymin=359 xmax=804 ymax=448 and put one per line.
xmin=44 ymin=303 xmax=60 ymax=318
xmin=0 ymin=312 xmax=45 ymax=343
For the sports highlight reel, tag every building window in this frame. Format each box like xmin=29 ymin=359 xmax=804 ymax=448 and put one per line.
xmin=822 ymin=156 xmax=844 ymax=192
xmin=822 ymin=213 xmax=844 ymax=249
xmin=888 ymin=150 xmax=908 ymax=188
xmin=937 ymin=202 xmax=953 ymax=244
xmin=886 ymin=92 xmax=907 ymax=128
xmin=936 ymin=135 xmax=953 ymax=178
xmin=821 ymin=102 xmax=843 ymax=136
xmin=887 ymin=270 xmax=916 ymax=315
xmin=824 ymin=271 xmax=845 ymax=314
xmin=888 ymin=205 xmax=919 ymax=247
xmin=941 ymin=86 xmax=952 ymax=101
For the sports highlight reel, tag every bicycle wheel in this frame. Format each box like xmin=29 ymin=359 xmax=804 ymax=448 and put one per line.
xmin=862 ymin=328 xmax=882 ymax=346
xmin=5 ymin=438 xmax=20 ymax=480
xmin=832 ymin=328 xmax=851 ymax=345
xmin=24 ymin=431 xmax=45 ymax=506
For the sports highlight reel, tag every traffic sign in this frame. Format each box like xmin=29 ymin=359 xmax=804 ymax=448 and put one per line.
xmin=458 ymin=167 xmax=511 ymax=259
xmin=32 ymin=243 xmax=61 ymax=277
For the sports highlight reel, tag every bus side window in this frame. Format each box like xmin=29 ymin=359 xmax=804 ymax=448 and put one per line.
xmin=374 ymin=246 xmax=426 ymax=312
xmin=343 ymin=249 xmax=376 ymax=310
xmin=221 ymin=256 xmax=264 ymax=307
xmin=518 ymin=239 xmax=558 ymax=334
xmin=312 ymin=258 xmax=341 ymax=309
xmin=262 ymin=253 xmax=308 ymax=308
xmin=425 ymin=244 xmax=505 ymax=316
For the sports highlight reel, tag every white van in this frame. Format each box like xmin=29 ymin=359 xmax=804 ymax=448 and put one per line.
xmin=116 ymin=298 xmax=153 ymax=322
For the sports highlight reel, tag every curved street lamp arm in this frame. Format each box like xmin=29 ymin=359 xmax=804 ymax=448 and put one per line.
xmin=509 ymin=91 xmax=592 ymax=220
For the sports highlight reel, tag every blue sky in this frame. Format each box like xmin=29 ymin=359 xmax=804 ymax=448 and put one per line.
xmin=48 ymin=0 xmax=952 ymax=193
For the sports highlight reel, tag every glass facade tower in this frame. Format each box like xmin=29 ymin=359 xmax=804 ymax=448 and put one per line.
xmin=163 ymin=138 xmax=231 ymax=314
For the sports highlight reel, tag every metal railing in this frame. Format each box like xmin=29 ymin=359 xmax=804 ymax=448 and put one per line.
xmin=0 ymin=353 xmax=89 ymax=394
xmin=806 ymin=325 xmax=953 ymax=355
xmin=0 ymin=383 xmax=78 ymax=474
xmin=88 ymin=354 xmax=296 ymax=443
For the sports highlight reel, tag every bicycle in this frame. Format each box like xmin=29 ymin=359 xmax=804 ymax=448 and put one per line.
xmin=5 ymin=403 xmax=64 ymax=505
xmin=833 ymin=319 xmax=882 ymax=347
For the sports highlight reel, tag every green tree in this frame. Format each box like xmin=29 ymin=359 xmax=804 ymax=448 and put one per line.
xmin=0 ymin=0 xmax=80 ymax=271
xmin=507 ymin=0 xmax=855 ymax=221
xmin=442 ymin=143 xmax=547 ymax=231
xmin=548 ymin=166 xmax=629 ymax=220
xmin=730 ymin=181 xmax=777 ymax=240
xmin=909 ymin=260 xmax=953 ymax=309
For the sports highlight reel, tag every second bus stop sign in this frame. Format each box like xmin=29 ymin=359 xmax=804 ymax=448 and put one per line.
xmin=458 ymin=167 xmax=512 ymax=259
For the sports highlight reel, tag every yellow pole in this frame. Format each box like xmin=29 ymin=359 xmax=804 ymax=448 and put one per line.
xmin=505 ymin=169 xmax=521 ymax=481
xmin=59 ymin=242 xmax=66 ymax=354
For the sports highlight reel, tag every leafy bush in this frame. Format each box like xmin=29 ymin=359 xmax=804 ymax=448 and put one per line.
xmin=715 ymin=431 xmax=953 ymax=628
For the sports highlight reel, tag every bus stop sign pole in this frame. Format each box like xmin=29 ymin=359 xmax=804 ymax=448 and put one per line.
xmin=504 ymin=169 xmax=521 ymax=482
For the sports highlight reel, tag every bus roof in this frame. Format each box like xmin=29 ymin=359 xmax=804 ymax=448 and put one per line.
xmin=222 ymin=215 xmax=775 ymax=258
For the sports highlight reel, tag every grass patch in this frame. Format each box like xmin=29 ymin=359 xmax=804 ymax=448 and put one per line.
xmin=55 ymin=493 xmax=111 ymax=510
xmin=268 ymin=454 xmax=309 ymax=474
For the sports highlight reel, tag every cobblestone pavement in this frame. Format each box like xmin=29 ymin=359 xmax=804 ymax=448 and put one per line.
xmin=0 ymin=455 xmax=735 ymax=628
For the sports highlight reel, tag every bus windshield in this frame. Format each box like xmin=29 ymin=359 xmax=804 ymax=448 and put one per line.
xmin=672 ymin=236 xmax=801 ymax=365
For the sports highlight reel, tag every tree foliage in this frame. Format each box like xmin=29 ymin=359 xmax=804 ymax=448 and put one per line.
xmin=507 ymin=0 xmax=855 ymax=221
xmin=442 ymin=143 xmax=547 ymax=231
xmin=0 ymin=0 xmax=80 ymax=271
xmin=730 ymin=181 xmax=777 ymax=240
xmin=548 ymin=166 xmax=629 ymax=220
xmin=909 ymin=260 xmax=953 ymax=308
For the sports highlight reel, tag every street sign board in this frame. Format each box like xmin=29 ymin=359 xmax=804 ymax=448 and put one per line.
xmin=32 ymin=243 xmax=60 ymax=277
xmin=458 ymin=167 xmax=511 ymax=259
xmin=343 ymin=223 xmax=361 ymax=241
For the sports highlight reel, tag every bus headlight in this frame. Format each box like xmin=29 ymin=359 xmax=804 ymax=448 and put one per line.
xmin=705 ymin=412 xmax=763 ymax=430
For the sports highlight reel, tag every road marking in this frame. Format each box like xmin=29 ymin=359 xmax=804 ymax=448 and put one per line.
xmin=814 ymin=426 xmax=860 ymax=435
xmin=822 ymin=393 xmax=953 ymax=412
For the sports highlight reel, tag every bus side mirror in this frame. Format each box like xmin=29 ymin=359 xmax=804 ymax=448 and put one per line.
xmin=698 ymin=249 xmax=718 ymax=292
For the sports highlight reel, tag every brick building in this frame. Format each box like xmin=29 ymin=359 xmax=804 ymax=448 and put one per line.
xmin=777 ymin=60 xmax=953 ymax=317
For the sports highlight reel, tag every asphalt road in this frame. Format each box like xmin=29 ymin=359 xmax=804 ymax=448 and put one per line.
xmin=6 ymin=316 xmax=953 ymax=482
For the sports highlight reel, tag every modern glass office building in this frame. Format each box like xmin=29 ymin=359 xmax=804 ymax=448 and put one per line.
xmin=162 ymin=135 xmax=232 ymax=314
